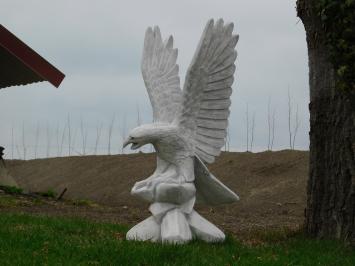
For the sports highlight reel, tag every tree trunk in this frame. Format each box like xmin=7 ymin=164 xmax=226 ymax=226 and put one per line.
xmin=297 ymin=0 xmax=355 ymax=243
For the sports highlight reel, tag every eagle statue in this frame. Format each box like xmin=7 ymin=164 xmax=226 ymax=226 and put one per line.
xmin=123 ymin=18 xmax=239 ymax=244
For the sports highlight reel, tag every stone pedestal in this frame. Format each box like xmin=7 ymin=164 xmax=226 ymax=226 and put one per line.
xmin=126 ymin=181 xmax=225 ymax=244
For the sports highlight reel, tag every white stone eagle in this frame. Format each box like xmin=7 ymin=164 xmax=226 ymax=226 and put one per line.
xmin=123 ymin=19 xmax=239 ymax=244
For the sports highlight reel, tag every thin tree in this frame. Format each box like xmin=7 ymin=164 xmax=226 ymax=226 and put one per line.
xmin=94 ymin=122 xmax=102 ymax=155
xmin=224 ymin=126 xmax=230 ymax=152
xmin=246 ymin=103 xmax=249 ymax=152
xmin=107 ymin=114 xmax=115 ymax=155
xmin=250 ymin=112 xmax=255 ymax=152
xmin=136 ymin=104 xmax=141 ymax=127
xmin=227 ymin=127 xmax=230 ymax=151
xmin=22 ymin=122 xmax=26 ymax=160
xmin=46 ymin=123 xmax=51 ymax=158
xmin=11 ymin=127 xmax=14 ymax=160
xmin=56 ymin=124 xmax=60 ymax=157
xmin=287 ymin=88 xmax=292 ymax=149
xmin=224 ymin=127 xmax=228 ymax=152
xmin=287 ymin=89 xmax=301 ymax=150
xmin=292 ymin=104 xmax=300 ymax=150
xmin=71 ymin=129 xmax=78 ymax=155
xmin=59 ymin=123 xmax=66 ymax=157
xmin=80 ymin=117 xmax=88 ymax=155
xmin=34 ymin=123 xmax=40 ymax=159
xmin=16 ymin=144 xmax=21 ymax=159
xmin=136 ymin=105 xmax=142 ymax=153
xmin=267 ymin=96 xmax=271 ymax=150
xmin=67 ymin=114 xmax=71 ymax=156
xmin=270 ymin=108 xmax=276 ymax=150
xmin=120 ymin=114 xmax=127 ymax=154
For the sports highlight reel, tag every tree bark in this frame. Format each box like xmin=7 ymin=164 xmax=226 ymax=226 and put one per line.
xmin=297 ymin=0 xmax=355 ymax=243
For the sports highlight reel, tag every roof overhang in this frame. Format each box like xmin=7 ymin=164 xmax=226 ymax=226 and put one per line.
xmin=0 ymin=24 xmax=65 ymax=89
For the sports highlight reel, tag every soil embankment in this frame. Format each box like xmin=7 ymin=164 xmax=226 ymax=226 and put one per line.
xmin=5 ymin=150 xmax=308 ymax=236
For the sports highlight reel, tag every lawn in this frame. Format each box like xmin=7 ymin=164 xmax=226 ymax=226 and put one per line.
xmin=0 ymin=213 xmax=353 ymax=265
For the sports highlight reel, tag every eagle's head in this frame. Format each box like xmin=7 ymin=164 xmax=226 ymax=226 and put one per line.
xmin=123 ymin=123 xmax=171 ymax=150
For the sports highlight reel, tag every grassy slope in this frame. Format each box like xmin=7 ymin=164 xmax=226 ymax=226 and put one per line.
xmin=0 ymin=213 xmax=354 ymax=266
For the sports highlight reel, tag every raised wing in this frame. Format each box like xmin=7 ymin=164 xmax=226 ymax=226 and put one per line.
xmin=141 ymin=26 xmax=182 ymax=123
xmin=176 ymin=19 xmax=239 ymax=163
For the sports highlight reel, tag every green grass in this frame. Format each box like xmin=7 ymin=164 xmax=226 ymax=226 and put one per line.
xmin=0 ymin=213 xmax=353 ymax=266
xmin=36 ymin=189 xmax=57 ymax=198
xmin=70 ymin=199 xmax=98 ymax=207
xmin=0 ymin=185 xmax=23 ymax=195
xmin=0 ymin=195 xmax=19 ymax=207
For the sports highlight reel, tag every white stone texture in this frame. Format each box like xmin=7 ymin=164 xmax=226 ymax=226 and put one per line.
xmin=161 ymin=208 xmax=192 ymax=244
xmin=126 ymin=216 xmax=160 ymax=242
xmin=124 ymin=18 xmax=239 ymax=244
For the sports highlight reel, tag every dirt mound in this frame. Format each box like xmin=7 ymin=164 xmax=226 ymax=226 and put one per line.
xmin=0 ymin=162 xmax=18 ymax=187
xmin=7 ymin=150 xmax=308 ymax=234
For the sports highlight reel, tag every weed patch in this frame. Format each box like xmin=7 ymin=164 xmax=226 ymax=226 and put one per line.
xmin=0 ymin=185 xmax=23 ymax=195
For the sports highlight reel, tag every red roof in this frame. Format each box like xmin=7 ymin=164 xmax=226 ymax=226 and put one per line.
xmin=0 ymin=25 xmax=65 ymax=89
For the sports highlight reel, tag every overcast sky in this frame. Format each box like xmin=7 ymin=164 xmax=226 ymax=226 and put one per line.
xmin=0 ymin=0 xmax=309 ymax=159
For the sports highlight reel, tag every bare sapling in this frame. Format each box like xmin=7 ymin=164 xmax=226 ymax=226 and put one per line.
xmin=246 ymin=103 xmax=249 ymax=152
xmin=287 ymin=88 xmax=292 ymax=149
xmin=67 ymin=114 xmax=71 ymax=156
xmin=11 ymin=127 xmax=14 ymax=159
xmin=136 ymin=104 xmax=141 ymax=127
xmin=74 ymin=129 xmax=79 ymax=155
xmin=292 ymin=104 xmax=300 ymax=150
xmin=56 ymin=124 xmax=60 ymax=157
xmin=80 ymin=117 xmax=88 ymax=155
xmin=16 ymin=143 xmax=21 ymax=159
xmin=224 ymin=126 xmax=230 ymax=152
xmin=226 ymin=126 xmax=231 ymax=152
xmin=34 ymin=123 xmax=39 ymax=159
xmin=46 ymin=123 xmax=51 ymax=158
xmin=227 ymin=127 xmax=230 ymax=152
xmin=71 ymin=129 xmax=78 ymax=155
xmin=250 ymin=112 xmax=255 ymax=152
xmin=120 ymin=114 xmax=127 ymax=154
xmin=267 ymin=97 xmax=271 ymax=150
xmin=59 ymin=123 xmax=66 ymax=157
xmin=287 ymin=89 xmax=300 ymax=150
xmin=136 ymin=105 xmax=141 ymax=153
xmin=271 ymin=108 xmax=276 ymax=150
xmin=22 ymin=122 xmax=26 ymax=160
xmin=108 ymin=114 xmax=115 ymax=155
xmin=94 ymin=122 xmax=103 ymax=155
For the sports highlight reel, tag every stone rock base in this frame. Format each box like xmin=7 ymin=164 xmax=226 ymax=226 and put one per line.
xmin=126 ymin=208 xmax=225 ymax=244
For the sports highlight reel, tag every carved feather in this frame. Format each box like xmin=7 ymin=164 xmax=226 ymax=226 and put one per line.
xmin=141 ymin=26 xmax=182 ymax=123
xmin=198 ymin=108 xmax=230 ymax=119
xmin=176 ymin=19 xmax=238 ymax=163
